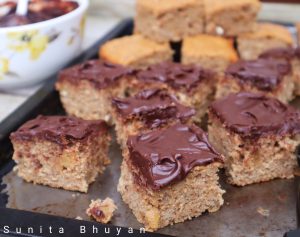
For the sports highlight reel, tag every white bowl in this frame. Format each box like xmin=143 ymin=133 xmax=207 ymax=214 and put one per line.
xmin=0 ymin=0 xmax=89 ymax=90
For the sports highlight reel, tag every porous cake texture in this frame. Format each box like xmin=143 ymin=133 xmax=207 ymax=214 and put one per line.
xmin=86 ymin=198 xmax=117 ymax=224
xmin=135 ymin=0 xmax=205 ymax=42
xmin=208 ymin=93 xmax=300 ymax=186
xmin=118 ymin=123 xmax=224 ymax=231
xmin=99 ymin=35 xmax=173 ymax=69
xmin=10 ymin=115 xmax=111 ymax=193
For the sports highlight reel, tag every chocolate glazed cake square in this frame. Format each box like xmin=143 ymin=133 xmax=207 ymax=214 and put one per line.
xmin=111 ymin=88 xmax=195 ymax=148
xmin=208 ymin=92 xmax=300 ymax=186
xmin=118 ymin=122 xmax=225 ymax=231
xmin=216 ymin=58 xmax=295 ymax=103
xmin=10 ymin=115 xmax=111 ymax=193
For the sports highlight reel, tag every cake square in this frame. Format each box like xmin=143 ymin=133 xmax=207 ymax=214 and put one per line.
xmin=56 ymin=60 xmax=132 ymax=123
xmin=118 ymin=123 xmax=224 ymax=231
xmin=208 ymin=92 xmax=300 ymax=186
xmin=111 ymin=89 xmax=195 ymax=147
xmin=10 ymin=115 xmax=111 ymax=193
xmin=216 ymin=58 xmax=295 ymax=103
xmin=259 ymin=47 xmax=300 ymax=96
xmin=237 ymin=23 xmax=294 ymax=60
xmin=182 ymin=34 xmax=238 ymax=74
xmin=134 ymin=0 xmax=205 ymax=43
xmin=132 ymin=62 xmax=216 ymax=122
xmin=204 ymin=0 xmax=261 ymax=37
xmin=99 ymin=35 xmax=173 ymax=69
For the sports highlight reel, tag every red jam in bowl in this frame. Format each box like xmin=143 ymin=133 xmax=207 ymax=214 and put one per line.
xmin=0 ymin=0 xmax=78 ymax=28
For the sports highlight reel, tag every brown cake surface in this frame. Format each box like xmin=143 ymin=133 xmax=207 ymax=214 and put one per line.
xmin=112 ymin=89 xmax=195 ymax=128
xmin=127 ymin=123 xmax=223 ymax=190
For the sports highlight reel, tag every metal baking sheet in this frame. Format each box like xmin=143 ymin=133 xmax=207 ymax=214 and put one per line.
xmin=0 ymin=19 xmax=300 ymax=237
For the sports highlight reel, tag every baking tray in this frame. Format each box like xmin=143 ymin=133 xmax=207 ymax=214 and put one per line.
xmin=0 ymin=19 xmax=300 ymax=237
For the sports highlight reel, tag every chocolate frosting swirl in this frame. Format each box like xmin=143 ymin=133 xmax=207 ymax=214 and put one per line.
xmin=112 ymin=89 xmax=195 ymax=128
xmin=10 ymin=115 xmax=108 ymax=146
xmin=58 ymin=60 xmax=132 ymax=89
xmin=127 ymin=123 xmax=223 ymax=190
xmin=226 ymin=58 xmax=291 ymax=91
xmin=136 ymin=62 xmax=214 ymax=92
xmin=210 ymin=92 xmax=300 ymax=139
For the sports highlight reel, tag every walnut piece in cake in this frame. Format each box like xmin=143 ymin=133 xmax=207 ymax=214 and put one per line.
xmin=86 ymin=198 xmax=117 ymax=224
xmin=182 ymin=34 xmax=238 ymax=74
xmin=237 ymin=23 xmax=294 ymax=60
xmin=10 ymin=115 xmax=111 ymax=193
xmin=118 ymin=123 xmax=224 ymax=231
xmin=134 ymin=0 xmax=205 ymax=43
xmin=112 ymin=89 xmax=195 ymax=147
xmin=99 ymin=35 xmax=173 ymax=69
xmin=204 ymin=0 xmax=261 ymax=37
xmin=216 ymin=58 xmax=294 ymax=103
xmin=56 ymin=60 xmax=133 ymax=124
xmin=208 ymin=92 xmax=300 ymax=186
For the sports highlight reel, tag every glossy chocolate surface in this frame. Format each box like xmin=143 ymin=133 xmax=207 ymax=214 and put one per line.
xmin=259 ymin=47 xmax=296 ymax=61
xmin=127 ymin=123 xmax=223 ymax=190
xmin=10 ymin=115 xmax=108 ymax=146
xmin=210 ymin=92 xmax=300 ymax=139
xmin=0 ymin=1 xmax=78 ymax=27
xmin=58 ymin=60 xmax=132 ymax=89
xmin=136 ymin=62 xmax=213 ymax=92
xmin=112 ymin=89 xmax=195 ymax=128
xmin=226 ymin=58 xmax=291 ymax=91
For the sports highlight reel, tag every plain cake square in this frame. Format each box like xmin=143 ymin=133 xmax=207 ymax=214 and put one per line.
xmin=56 ymin=60 xmax=132 ymax=123
xmin=237 ymin=23 xmax=294 ymax=60
xmin=132 ymin=62 xmax=216 ymax=122
xmin=10 ymin=116 xmax=111 ymax=193
xmin=134 ymin=0 xmax=205 ymax=42
xmin=99 ymin=35 xmax=173 ymax=69
xmin=182 ymin=34 xmax=238 ymax=74
xmin=111 ymin=89 xmax=195 ymax=147
xmin=208 ymin=93 xmax=300 ymax=186
xmin=204 ymin=0 xmax=261 ymax=37
xmin=118 ymin=123 xmax=224 ymax=231
xmin=216 ymin=58 xmax=295 ymax=103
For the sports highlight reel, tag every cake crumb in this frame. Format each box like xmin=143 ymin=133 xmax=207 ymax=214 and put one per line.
xmin=75 ymin=216 xmax=83 ymax=220
xmin=86 ymin=198 xmax=117 ymax=224
xmin=257 ymin=207 xmax=270 ymax=217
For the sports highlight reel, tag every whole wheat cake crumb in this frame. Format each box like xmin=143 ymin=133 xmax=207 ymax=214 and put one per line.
xmin=134 ymin=0 xmax=205 ymax=42
xmin=204 ymin=0 xmax=261 ymax=37
xmin=297 ymin=23 xmax=300 ymax=45
xmin=208 ymin=93 xmax=300 ymax=186
xmin=182 ymin=34 xmax=238 ymax=74
xmin=99 ymin=35 xmax=173 ymax=69
xmin=86 ymin=198 xmax=117 ymax=224
xmin=10 ymin=115 xmax=111 ymax=193
xmin=118 ymin=123 xmax=225 ymax=231
xmin=237 ymin=23 xmax=294 ymax=60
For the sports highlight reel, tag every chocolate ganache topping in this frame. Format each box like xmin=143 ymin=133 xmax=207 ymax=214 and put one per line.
xmin=210 ymin=92 xmax=300 ymax=139
xmin=226 ymin=58 xmax=291 ymax=91
xmin=58 ymin=60 xmax=132 ymax=89
xmin=259 ymin=47 xmax=297 ymax=61
xmin=112 ymin=89 xmax=195 ymax=128
xmin=136 ymin=62 xmax=214 ymax=92
xmin=127 ymin=123 xmax=223 ymax=190
xmin=10 ymin=115 xmax=108 ymax=146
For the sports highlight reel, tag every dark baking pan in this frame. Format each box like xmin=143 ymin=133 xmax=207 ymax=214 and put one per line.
xmin=0 ymin=19 xmax=300 ymax=237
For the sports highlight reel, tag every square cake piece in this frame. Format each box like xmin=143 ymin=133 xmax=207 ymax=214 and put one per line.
xmin=216 ymin=58 xmax=294 ymax=103
xmin=133 ymin=62 xmax=216 ymax=122
xmin=237 ymin=23 xmax=294 ymax=60
xmin=56 ymin=60 xmax=132 ymax=123
xmin=204 ymin=0 xmax=261 ymax=37
xmin=259 ymin=47 xmax=300 ymax=96
xmin=99 ymin=35 xmax=173 ymax=69
xmin=134 ymin=0 xmax=205 ymax=43
xmin=10 ymin=115 xmax=111 ymax=193
xmin=118 ymin=123 xmax=224 ymax=231
xmin=112 ymin=89 xmax=195 ymax=147
xmin=208 ymin=92 xmax=300 ymax=186
xmin=182 ymin=34 xmax=238 ymax=74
